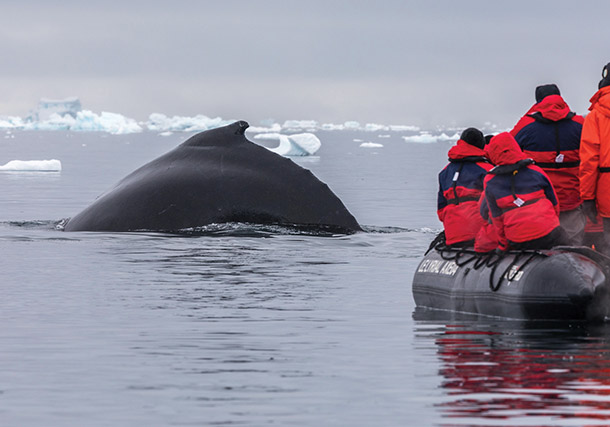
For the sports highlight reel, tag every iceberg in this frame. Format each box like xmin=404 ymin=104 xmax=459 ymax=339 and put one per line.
xmin=0 ymin=99 xmax=488 ymax=138
xmin=0 ymin=159 xmax=62 ymax=171
xmin=364 ymin=123 xmax=387 ymax=132
xmin=0 ymin=116 xmax=24 ymax=129
xmin=360 ymin=142 xmax=384 ymax=148
xmin=23 ymin=113 xmax=75 ymax=131
xmin=402 ymin=132 xmax=459 ymax=143
xmin=319 ymin=121 xmax=362 ymax=131
xmin=281 ymin=120 xmax=319 ymax=131
xmin=7 ymin=98 xmax=143 ymax=134
xmin=389 ymin=125 xmax=420 ymax=132
xmin=344 ymin=121 xmax=361 ymax=129
xmin=20 ymin=110 xmax=142 ymax=134
xmin=26 ymin=97 xmax=82 ymax=122
xmin=247 ymin=123 xmax=282 ymax=133
xmin=146 ymin=113 xmax=233 ymax=133
xmin=69 ymin=110 xmax=143 ymax=134
xmin=253 ymin=133 xmax=282 ymax=141
xmin=320 ymin=123 xmax=347 ymax=131
xmin=266 ymin=133 xmax=321 ymax=156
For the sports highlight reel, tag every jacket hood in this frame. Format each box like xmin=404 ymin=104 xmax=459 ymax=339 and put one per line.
xmin=526 ymin=94 xmax=571 ymax=121
xmin=485 ymin=132 xmax=527 ymax=166
xmin=589 ymin=86 xmax=610 ymax=118
xmin=447 ymin=139 xmax=487 ymax=160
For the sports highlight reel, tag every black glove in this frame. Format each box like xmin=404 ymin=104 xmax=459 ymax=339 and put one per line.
xmin=583 ymin=200 xmax=598 ymax=224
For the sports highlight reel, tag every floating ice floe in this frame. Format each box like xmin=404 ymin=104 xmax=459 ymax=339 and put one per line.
xmin=0 ymin=116 xmax=25 ymax=129
xmin=70 ymin=111 xmax=142 ymax=134
xmin=360 ymin=142 xmax=384 ymax=148
xmin=253 ymin=132 xmax=283 ymax=142
xmin=402 ymin=132 xmax=460 ymax=143
xmin=389 ymin=125 xmax=421 ymax=132
xmin=255 ymin=133 xmax=321 ymax=156
xmin=281 ymin=120 xmax=319 ymax=131
xmin=247 ymin=123 xmax=282 ymax=133
xmin=0 ymin=98 xmax=142 ymax=134
xmin=146 ymin=113 xmax=233 ymax=133
xmin=0 ymin=159 xmax=62 ymax=171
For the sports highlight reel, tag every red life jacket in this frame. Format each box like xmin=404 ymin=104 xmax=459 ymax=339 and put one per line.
xmin=438 ymin=140 xmax=493 ymax=245
xmin=483 ymin=133 xmax=560 ymax=250
xmin=510 ymin=95 xmax=584 ymax=212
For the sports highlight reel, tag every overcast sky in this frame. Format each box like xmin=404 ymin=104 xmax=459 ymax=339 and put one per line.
xmin=1 ymin=0 xmax=609 ymax=129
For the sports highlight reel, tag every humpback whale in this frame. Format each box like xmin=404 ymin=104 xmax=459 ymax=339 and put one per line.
xmin=64 ymin=121 xmax=361 ymax=233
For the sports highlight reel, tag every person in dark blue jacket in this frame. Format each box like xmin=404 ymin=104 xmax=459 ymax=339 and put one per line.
xmin=438 ymin=128 xmax=493 ymax=246
xmin=510 ymin=84 xmax=585 ymax=244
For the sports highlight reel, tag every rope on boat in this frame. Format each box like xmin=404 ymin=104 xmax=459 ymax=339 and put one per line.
xmin=425 ymin=231 xmax=549 ymax=292
xmin=488 ymin=251 xmax=542 ymax=292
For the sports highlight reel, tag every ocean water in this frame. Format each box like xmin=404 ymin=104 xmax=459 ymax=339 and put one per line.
xmin=3 ymin=130 xmax=610 ymax=426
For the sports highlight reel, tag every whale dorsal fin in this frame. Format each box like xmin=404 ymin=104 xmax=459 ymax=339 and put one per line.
xmin=182 ymin=121 xmax=250 ymax=148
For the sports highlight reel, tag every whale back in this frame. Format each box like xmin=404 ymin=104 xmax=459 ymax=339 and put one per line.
xmin=64 ymin=121 xmax=361 ymax=232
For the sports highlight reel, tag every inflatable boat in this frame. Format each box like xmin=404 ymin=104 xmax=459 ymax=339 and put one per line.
xmin=412 ymin=238 xmax=610 ymax=321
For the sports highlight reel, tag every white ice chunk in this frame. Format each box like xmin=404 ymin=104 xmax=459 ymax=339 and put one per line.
xmin=389 ymin=125 xmax=420 ymax=132
xmin=253 ymin=133 xmax=281 ymax=141
xmin=364 ymin=123 xmax=387 ymax=132
xmin=0 ymin=116 xmax=25 ymax=129
xmin=0 ymin=159 xmax=62 ymax=171
xmin=248 ymin=123 xmax=282 ymax=133
xmin=146 ymin=113 xmax=232 ymax=133
xmin=281 ymin=120 xmax=318 ymax=130
xmin=360 ymin=142 xmax=384 ymax=148
xmin=70 ymin=111 xmax=143 ymax=134
xmin=320 ymin=123 xmax=345 ymax=131
xmin=268 ymin=133 xmax=321 ymax=156
xmin=344 ymin=121 xmax=361 ymax=129
xmin=402 ymin=132 xmax=459 ymax=143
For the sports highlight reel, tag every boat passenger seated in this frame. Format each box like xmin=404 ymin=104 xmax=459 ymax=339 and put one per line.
xmin=483 ymin=132 xmax=570 ymax=251
xmin=437 ymin=128 xmax=493 ymax=247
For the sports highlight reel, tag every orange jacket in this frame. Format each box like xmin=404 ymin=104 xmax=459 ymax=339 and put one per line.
xmin=580 ymin=86 xmax=610 ymax=217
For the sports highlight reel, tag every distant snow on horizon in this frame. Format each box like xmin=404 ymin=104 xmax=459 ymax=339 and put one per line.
xmin=0 ymin=97 xmax=503 ymax=140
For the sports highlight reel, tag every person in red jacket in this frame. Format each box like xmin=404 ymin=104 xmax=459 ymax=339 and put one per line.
xmin=483 ymin=132 xmax=569 ymax=251
xmin=437 ymin=128 xmax=493 ymax=246
xmin=580 ymin=62 xmax=610 ymax=255
xmin=510 ymin=84 xmax=585 ymax=245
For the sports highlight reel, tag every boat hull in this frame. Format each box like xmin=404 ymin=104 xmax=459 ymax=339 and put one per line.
xmin=412 ymin=247 xmax=610 ymax=320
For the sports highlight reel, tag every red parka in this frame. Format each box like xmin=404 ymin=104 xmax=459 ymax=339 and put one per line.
xmin=580 ymin=86 xmax=610 ymax=217
xmin=437 ymin=140 xmax=493 ymax=245
xmin=483 ymin=133 xmax=560 ymax=250
xmin=510 ymin=94 xmax=584 ymax=212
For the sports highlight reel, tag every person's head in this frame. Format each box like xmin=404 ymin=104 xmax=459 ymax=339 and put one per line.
xmin=599 ymin=62 xmax=610 ymax=89
xmin=484 ymin=134 xmax=494 ymax=146
xmin=459 ymin=127 xmax=485 ymax=149
xmin=535 ymin=84 xmax=561 ymax=103
xmin=485 ymin=132 xmax=526 ymax=166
